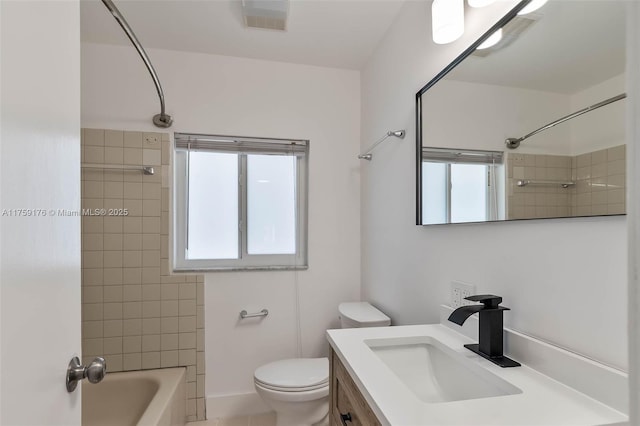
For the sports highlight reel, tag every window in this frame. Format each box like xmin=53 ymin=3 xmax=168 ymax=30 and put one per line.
xmin=174 ymin=133 xmax=308 ymax=271
xmin=421 ymin=147 xmax=504 ymax=224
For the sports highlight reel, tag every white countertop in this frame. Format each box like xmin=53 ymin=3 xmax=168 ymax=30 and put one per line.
xmin=327 ymin=324 xmax=627 ymax=426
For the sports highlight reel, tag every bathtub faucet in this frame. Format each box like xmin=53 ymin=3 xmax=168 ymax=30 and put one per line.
xmin=66 ymin=356 xmax=107 ymax=392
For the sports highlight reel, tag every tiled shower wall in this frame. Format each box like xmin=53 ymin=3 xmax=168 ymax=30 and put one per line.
xmin=506 ymin=145 xmax=626 ymax=220
xmin=81 ymin=129 xmax=205 ymax=421
xmin=572 ymin=145 xmax=626 ymax=216
xmin=507 ymin=153 xmax=573 ymax=219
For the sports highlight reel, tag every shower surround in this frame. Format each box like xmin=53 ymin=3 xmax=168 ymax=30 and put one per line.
xmin=81 ymin=128 xmax=205 ymax=421
xmin=506 ymin=145 xmax=626 ymax=220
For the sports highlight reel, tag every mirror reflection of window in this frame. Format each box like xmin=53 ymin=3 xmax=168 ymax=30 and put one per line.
xmin=451 ymin=163 xmax=489 ymax=223
xmin=422 ymin=148 xmax=504 ymax=224
xmin=422 ymin=162 xmax=448 ymax=224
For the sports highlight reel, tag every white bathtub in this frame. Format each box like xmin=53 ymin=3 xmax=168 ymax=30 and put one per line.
xmin=83 ymin=368 xmax=186 ymax=426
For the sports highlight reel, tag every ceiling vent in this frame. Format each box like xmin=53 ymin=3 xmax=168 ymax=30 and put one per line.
xmin=242 ymin=0 xmax=289 ymax=31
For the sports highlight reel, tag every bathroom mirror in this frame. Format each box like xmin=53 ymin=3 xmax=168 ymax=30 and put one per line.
xmin=416 ymin=0 xmax=626 ymax=225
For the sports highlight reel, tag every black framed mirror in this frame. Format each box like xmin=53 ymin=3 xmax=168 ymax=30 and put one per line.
xmin=416 ymin=0 xmax=626 ymax=225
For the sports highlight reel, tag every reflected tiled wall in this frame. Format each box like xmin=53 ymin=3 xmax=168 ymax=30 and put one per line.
xmin=572 ymin=145 xmax=626 ymax=216
xmin=81 ymin=129 xmax=205 ymax=421
xmin=506 ymin=145 xmax=626 ymax=220
xmin=507 ymin=153 xmax=573 ymax=219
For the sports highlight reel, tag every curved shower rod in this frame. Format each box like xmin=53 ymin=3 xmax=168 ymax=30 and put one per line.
xmin=505 ymin=93 xmax=626 ymax=150
xmin=101 ymin=0 xmax=173 ymax=128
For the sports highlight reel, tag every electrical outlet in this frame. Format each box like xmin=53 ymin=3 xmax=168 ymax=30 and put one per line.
xmin=451 ymin=287 xmax=461 ymax=308
xmin=460 ymin=287 xmax=474 ymax=306
xmin=451 ymin=281 xmax=476 ymax=308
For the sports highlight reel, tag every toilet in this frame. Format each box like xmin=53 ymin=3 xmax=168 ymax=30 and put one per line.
xmin=254 ymin=302 xmax=390 ymax=426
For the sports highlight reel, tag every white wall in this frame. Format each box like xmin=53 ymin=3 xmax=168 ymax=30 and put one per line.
xmin=1 ymin=1 xmax=81 ymax=424
xmin=423 ymin=74 xmax=626 ymax=157
xmin=570 ymin=74 xmax=626 ymax=155
xmin=361 ymin=1 xmax=627 ymax=370
xmin=81 ymin=43 xmax=361 ymax=416
xmin=423 ymin=80 xmax=572 ymax=155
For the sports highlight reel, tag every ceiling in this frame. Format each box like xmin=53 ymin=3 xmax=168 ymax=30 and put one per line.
xmin=447 ymin=1 xmax=626 ymax=94
xmin=80 ymin=0 xmax=405 ymax=70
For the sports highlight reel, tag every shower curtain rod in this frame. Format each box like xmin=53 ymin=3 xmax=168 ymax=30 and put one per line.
xmin=101 ymin=0 xmax=173 ymax=128
xmin=505 ymin=93 xmax=626 ymax=149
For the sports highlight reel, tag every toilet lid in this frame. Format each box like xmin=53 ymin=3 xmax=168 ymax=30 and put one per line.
xmin=254 ymin=358 xmax=329 ymax=390
xmin=338 ymin=302 xmax=390 ymax=327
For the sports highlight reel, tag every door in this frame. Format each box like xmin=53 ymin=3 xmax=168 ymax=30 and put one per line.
xmin=1 ymin=1 xmax=82 ymax=424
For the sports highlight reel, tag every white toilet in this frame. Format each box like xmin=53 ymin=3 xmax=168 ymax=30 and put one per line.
xmin=254 ymin=302 xmax=390 ymax=426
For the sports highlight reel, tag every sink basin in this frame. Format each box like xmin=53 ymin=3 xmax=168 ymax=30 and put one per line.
xmin=366 ymin=336 xmax=522 ymax=403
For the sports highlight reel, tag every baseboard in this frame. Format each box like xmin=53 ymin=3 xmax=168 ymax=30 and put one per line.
xmin=205 ymin=392 xmax=271 ymax=419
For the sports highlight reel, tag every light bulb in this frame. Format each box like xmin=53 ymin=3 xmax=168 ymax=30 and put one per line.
xmin=477 ymin=28 xmax=502 ymax=50
xmin=432 ymin=0 xmax=464 ymax=44
xmin=517 ymin=0 xmax=548 ymax=15
xmin=468 ymin=0 xmax=496 ymax=7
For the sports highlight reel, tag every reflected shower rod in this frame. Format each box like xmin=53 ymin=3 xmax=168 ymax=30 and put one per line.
xmin=101 ymin=0 xmax=173 ymax=128
xmin=505 ymin=93 xmax=626 ymax=149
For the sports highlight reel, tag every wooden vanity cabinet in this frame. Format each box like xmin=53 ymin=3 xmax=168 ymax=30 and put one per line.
xmin=330 ymin=349 xmax=381 ymax=426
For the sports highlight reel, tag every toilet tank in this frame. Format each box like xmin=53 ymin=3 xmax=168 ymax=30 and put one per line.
xmin=338 ymin=302 xmax=390 ymax=328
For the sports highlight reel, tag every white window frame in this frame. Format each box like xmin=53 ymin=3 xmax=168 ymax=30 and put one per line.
xmin=173 ymin=133 xmax=309 ymax=271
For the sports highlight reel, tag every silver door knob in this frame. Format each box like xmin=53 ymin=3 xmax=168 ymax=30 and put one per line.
xmin=66 ymin=356 xmax=107 ymax=392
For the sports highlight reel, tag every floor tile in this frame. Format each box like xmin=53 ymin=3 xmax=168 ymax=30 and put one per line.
xmin=218 ymin=416 xmax=249 ymax=426
xmin=249 ymin=412 xmax=276 ymax=426
xmin=188 ymin=412 xmax=276 ymax=426
xmin=187 ymin=419 xmax=218 ymax=426
xmin=186 ymin=419 xmax=219 ymax=426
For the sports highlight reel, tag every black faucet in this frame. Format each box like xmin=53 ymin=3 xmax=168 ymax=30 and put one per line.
xmin=448 ymin=294 xmax=520 ymax=368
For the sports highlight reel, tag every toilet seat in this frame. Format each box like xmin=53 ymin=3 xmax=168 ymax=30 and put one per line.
xmin=255 ymin=379 xmax=328 ymax=392
xmin=254 ymin=358 xmax=328 ymax=393
xmin=254 ymin=380 xmax=329 ymax=403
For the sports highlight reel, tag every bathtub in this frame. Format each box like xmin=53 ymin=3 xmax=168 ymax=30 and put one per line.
xmin=83 ymin=368 xmax=186 ymax=426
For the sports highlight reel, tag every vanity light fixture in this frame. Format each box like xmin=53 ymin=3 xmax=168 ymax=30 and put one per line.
xmin=477 ymin=28 xmax=502 ymax=49
xmin=432 ymin=0 xmax=464 ymax=45
xmin=517 ymin=0 xmax=548 ymax=15
xmin=468 ymin=0 xmax=496 ymax=8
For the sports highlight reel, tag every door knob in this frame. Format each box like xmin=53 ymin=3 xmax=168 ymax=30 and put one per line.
xmin=66 ymin=356 xmax=107 ymax=392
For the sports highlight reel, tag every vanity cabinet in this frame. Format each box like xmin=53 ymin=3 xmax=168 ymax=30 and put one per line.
xmin=330 ymin=349 xmax=381 ymax=426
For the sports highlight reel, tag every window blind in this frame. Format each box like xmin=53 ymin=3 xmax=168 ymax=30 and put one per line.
xmin=175 ymin=133 xmax=308 ymax=156
xmin=422 ymin=147 xmax=503 ymax=165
